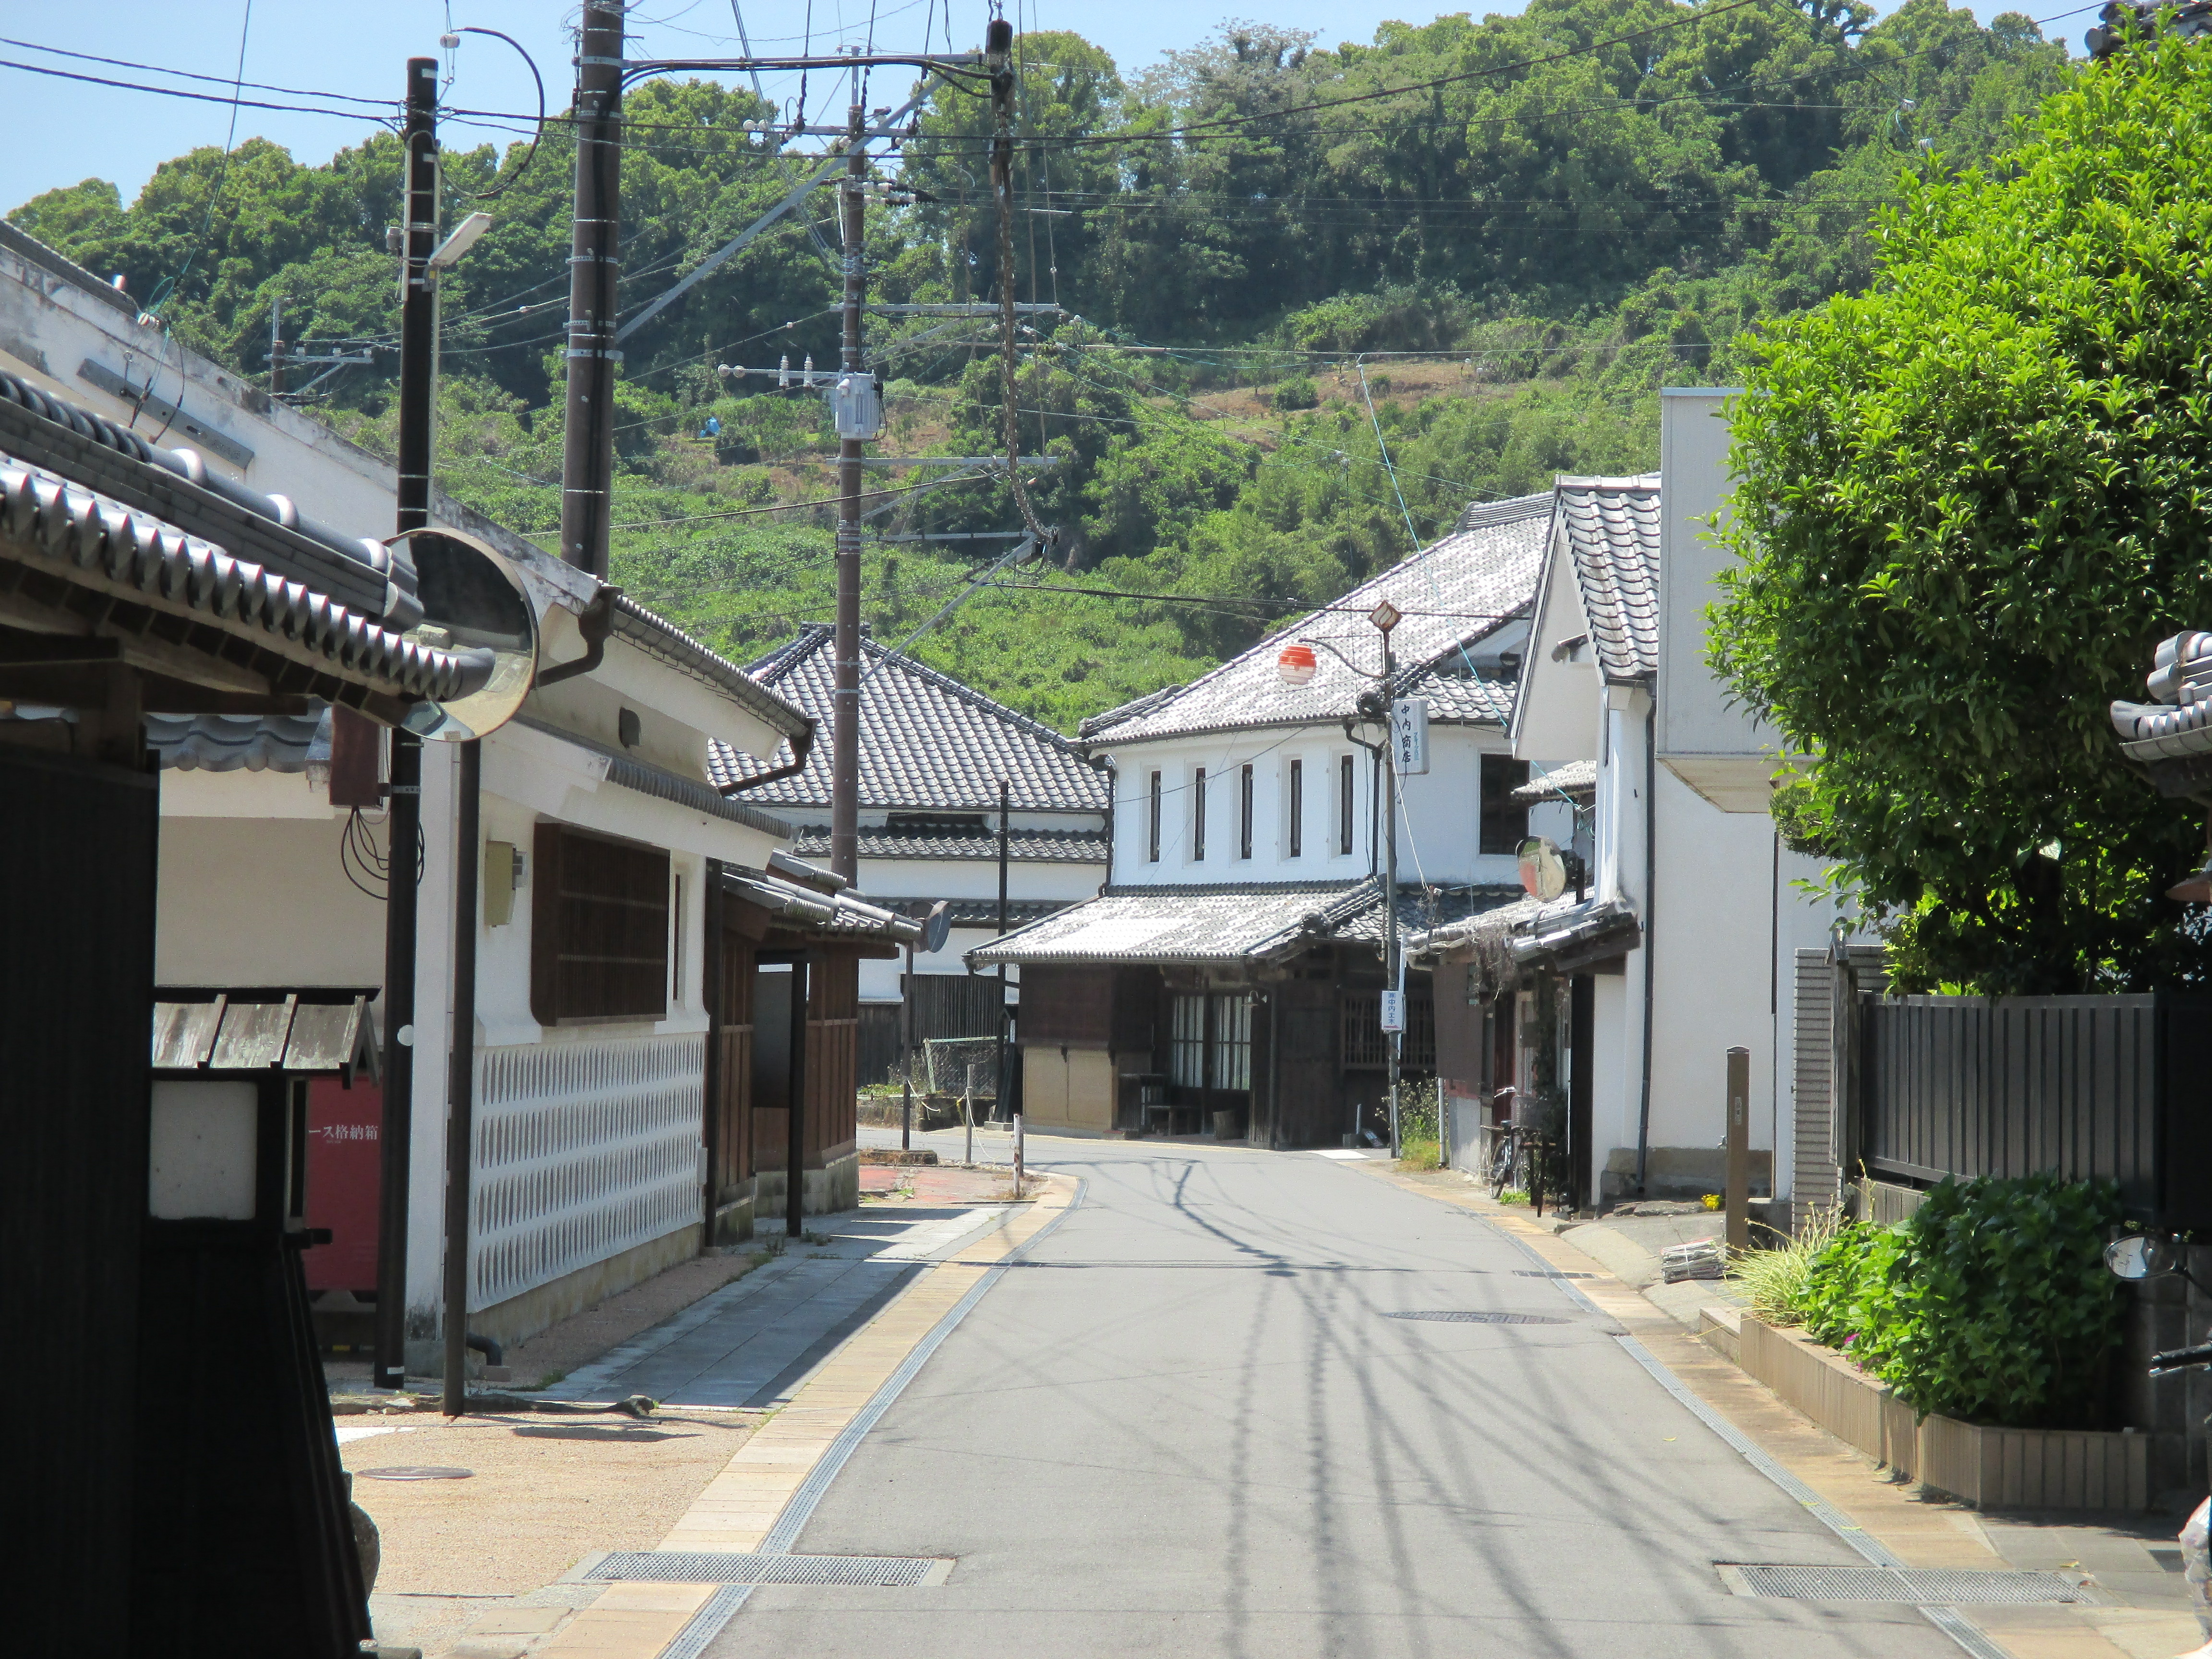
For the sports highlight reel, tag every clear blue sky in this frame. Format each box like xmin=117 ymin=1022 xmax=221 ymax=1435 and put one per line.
xmin=1 ymin=0 xmax=2075 ymax=217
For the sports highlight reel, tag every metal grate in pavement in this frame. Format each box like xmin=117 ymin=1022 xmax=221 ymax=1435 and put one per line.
xmin=1385 ymin=1310 xmax=1570 ymax=1325
xmin=585 ymin=1551 xmax=952 ymax=1587
xmin=1719 ymin=1564 xmax=2090 ymax=1604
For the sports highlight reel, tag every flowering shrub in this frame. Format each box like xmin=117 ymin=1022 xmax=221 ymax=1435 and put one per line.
xmin=1792 ymin=1174 xmax=2123 ymax=1428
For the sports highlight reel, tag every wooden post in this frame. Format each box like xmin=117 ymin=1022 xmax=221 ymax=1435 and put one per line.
xmin=1725 ymin=1045 xmax=1751 ymax=1253
xmin=1013 ymin=1111 xmax=1024 ymax=1198
xmin=786 ymin=953 xmax=810 ymax=1238
xmin=900 ymin=944 xmax=914 ymax=1153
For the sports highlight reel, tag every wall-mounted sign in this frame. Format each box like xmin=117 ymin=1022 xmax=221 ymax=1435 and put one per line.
xmin=1390 ymin=697 xmax=1429 ymax=775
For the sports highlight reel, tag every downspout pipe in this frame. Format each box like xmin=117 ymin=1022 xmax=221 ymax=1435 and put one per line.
xmin=721 ymin=723 xmax=817 ymax=796
xmin=534 ymin=585 xmax=618 ymax=687
xmin=1633 ymin=694 xmax=1657 ymax=1196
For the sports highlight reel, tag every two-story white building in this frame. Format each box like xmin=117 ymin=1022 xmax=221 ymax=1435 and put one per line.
xmin=1409 ymin=390 xmax=1841 ymax=1213
xmin=972 ymin=496 xmax=1572 ymax=1144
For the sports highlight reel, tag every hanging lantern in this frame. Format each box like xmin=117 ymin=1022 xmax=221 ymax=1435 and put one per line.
xmin=1277 ymin=643 xmax=1319 ymax=686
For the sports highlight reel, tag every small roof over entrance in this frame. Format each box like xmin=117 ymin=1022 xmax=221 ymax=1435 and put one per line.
xmin=151 ymin=987 xmax=381 ymax=1082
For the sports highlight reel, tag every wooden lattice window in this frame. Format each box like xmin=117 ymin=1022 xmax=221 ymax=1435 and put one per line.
xmin=530 ymin=822 xmax=671 ymax=1024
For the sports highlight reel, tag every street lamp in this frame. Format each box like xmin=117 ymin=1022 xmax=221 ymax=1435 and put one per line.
xmin=1276 ymin=601 xmax=1407 ymax=1155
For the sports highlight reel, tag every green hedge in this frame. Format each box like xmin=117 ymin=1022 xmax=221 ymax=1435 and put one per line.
xmin=1797 ymin=1174 xmax=2123 ymax=1429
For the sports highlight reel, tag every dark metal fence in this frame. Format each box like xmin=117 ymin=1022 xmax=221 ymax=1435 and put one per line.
xmin=1858 ymin=993 xmax=2212 ymax=1226
xmin=857 ymin=974 xmax=1007 ymax=1085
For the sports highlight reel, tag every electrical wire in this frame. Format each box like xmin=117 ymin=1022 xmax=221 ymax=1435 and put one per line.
xmin=450 ymin=28 xmax=547 ymax=201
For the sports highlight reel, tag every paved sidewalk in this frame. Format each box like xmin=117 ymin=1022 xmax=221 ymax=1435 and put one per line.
xmin=1363 ymin=1163 xmax=2202 ymax=1659
xmin=538 ymin=1203 xmax=1017 ymax=1409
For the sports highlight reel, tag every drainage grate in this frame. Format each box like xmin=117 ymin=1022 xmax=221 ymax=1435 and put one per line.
xmin=1385 ymin=1310 xmax=1570 ymax=1325
xmin=586 ymin=1552 xmax=951 ymax=1587
xmin=1719 ymin=1564 xmax=2090 ymax=1604
xmin=1511 ymin=1270 xmax=1594 ymax=1279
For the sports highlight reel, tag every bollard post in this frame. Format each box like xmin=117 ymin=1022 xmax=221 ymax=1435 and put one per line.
xmin=1725 ymin=1046 xmax=1751 ymax=1253
xmin=1013 ymin=1111 xmax=1024 ymax=1198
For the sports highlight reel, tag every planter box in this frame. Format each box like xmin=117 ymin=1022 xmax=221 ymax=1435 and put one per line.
xmin=1739 ymin=1315 xmax=2149 ymax=1511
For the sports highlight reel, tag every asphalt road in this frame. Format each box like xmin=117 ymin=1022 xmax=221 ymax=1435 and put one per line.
xmin=706 ymin=1134 xmax=1953 ymax=1658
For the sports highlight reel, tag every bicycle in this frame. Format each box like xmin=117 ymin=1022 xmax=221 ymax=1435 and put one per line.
xmin=1488 ymin=1120 xmax=1527 ymax=1201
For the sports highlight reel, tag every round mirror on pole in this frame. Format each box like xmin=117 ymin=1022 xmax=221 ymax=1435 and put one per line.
xmin=1518 ymin=836 xmax=1568 ymax=902
xmin=388 ymin=527 xmax=540 ymax=741
xmin=2106 ymin=1235 xmax=2178 ymax=1281
xmin=923 ymin=900 xmax=952 ymax=956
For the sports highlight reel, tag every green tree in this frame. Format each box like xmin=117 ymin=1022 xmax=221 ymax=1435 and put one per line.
xmin=1711 ymin=33 xmax=2212 ymax=994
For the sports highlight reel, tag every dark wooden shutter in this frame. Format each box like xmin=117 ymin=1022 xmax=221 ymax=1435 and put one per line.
xmin=530 ymin=822 xmax=671 ymax=1023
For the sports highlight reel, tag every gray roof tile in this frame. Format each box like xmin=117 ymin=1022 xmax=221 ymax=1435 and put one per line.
xmin=1078 ymin=494 xmax=1551 ymax=745
xmin=1511 ymin=759 xmax=1597 ymax=805
xmin=1554 ymin=475 xmax=1661 ymax=682
xmin=713 ymin=627 xmax=1108 ymax=814
xmin=789 ymin=822 xmax=1108 ymax=863
xmin=968 ymin=880 xmax=1520 ymax=967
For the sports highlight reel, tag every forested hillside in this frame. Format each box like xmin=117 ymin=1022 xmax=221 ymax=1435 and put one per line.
xmin=9 ymin=0 xmax=2074 ymax=728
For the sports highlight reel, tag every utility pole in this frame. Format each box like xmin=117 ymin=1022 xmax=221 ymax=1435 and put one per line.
xmin=1377 ymin=608 xmax=1402 ymax=1159
xmin=562 ymin=0 xmax=625 ymax=577
xmin=373 ymin=54 xmax=438 ymax=1393
xmin=996 ymin=777 xmax=1010 ymax=1123
xmin=268 ymin=296 xmax=285 ymax=397
xmin=830 ymin=102 xmax=869 ymax=885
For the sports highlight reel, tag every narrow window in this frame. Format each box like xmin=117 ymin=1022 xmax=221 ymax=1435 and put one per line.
xmin=1212 ymin=993 xmax=1252 ymax=1090
xmin=1238 ymin=763 xmax=1254 ymax=860
xmin=1337 ymin=754 xmax=1355 ymax=856
xmin=1287 ymin=758 xmax=1303 ymax=859
xmin=670 ymin=872 xmax=685 ymax=1003
xmin=1148 ymin=770 xmax=1163 ymax=863
xmin=1170 ymin=993 xmax=1206 ymax=1087
xmin=1480 ymin=755 xmax=1532 ymax=854
xmin=1192 ymin=767 xmax=1207 ymax=861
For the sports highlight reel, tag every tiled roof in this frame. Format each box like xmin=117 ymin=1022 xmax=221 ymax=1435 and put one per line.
xmin=789 ymin=822 xmax=1109 ymax=863
xmin=719 ymin=864 xmax=924 ymax=944
xmin=1554 ymin=475 xmax=1661 ymax=682
xmin=968 ymin=881 xmax=1378 ymax=966
xmin=1330 ymin=885 xmax=1526 ymax=948
xmin=1511 ymin=759 xmax=1597 ymax=806
xmin=712 ymin=626 xmax=1108 ymax=814
xmin=1078 ymin=494 xmax=1551 ymax=745
xmin=147 ymin=710 xmax=325 ymax=772
xmin=0 ymin=443 xmax=480 ymax=711
xmin=877 ymin=896 xmax=1076 ymax=928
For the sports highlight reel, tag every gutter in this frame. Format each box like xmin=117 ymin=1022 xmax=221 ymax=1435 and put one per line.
xmin=535 ymin=585 xmax=617 ymax=687
xmin=721 ymin=723 xmax=816 ymax=796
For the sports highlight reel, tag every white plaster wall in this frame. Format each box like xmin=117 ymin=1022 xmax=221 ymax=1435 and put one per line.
xmin=156 ymin=809 xmax=387 ymax=986
xmin=1103 ymin=724 xmax=1525 ymax=890
xmin=1644 ymin=765 xmax=1785 ymax=1157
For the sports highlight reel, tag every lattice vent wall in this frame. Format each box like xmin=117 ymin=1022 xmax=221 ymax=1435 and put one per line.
xmin=471 ymin=1034 xmax=705 ymax=1310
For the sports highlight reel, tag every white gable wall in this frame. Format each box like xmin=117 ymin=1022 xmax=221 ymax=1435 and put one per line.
xmin=1103 ymin=721 xmax=1531 ymax=891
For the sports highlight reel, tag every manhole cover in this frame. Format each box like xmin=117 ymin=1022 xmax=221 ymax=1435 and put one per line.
xmin=586 ymin=1551 xmax=952 ymax=1587
xmin=357 ymin=1466 xmax=474 ymax=1481
xmin=1385 ymin=1310 xmax=1570 ymax=1325
xmin=1511 ymin=1270 xmax=1594 ymax=1279
xmin=1718 ymin=1564 xmax=2089 ymax=1604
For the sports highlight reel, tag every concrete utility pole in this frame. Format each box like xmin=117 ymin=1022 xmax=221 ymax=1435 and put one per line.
xmin=374 ymin=54 xmax=439 ymax=1394
xmin=562 ymin=0 xmax=625 ymax=577
xmin=830 ymin=102 xmax=869 ymax=885
xmin=996 ymin=777 xmax=1010 ymax=1121
xmin=268 ymin=296 xmax=285 ymax=397
xmin=1380 ymin=613 xmax=1402 ymax=1159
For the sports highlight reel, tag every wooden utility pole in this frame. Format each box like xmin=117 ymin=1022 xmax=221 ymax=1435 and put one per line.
xmin=830 ymin=102 xmax=869 ymax=885
xmin=374 ymin=54 xmax=439 ymax=1394
xmin=561 ymin=0 xmax=625 ymax=577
